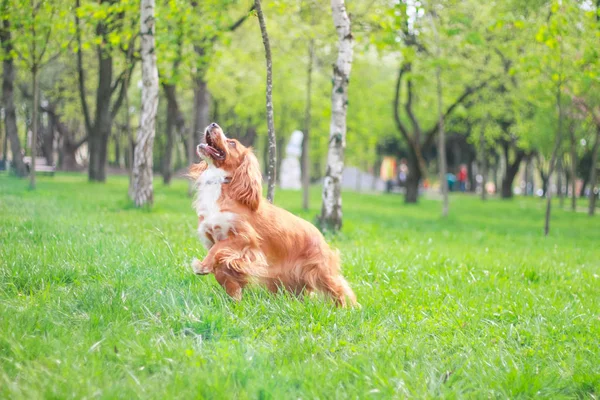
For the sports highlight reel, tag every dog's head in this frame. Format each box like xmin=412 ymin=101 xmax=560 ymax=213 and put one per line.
xmin=194 ymin=123 xmax=262 ymax=211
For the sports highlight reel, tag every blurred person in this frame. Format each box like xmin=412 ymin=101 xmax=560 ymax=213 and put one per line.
xmin=447 ymin=172 xmax=456 ymax=192
xmin=458 ymin=164 xmax=467 ymax=192
xmin=380 ymin=156 xmax=397 ymax=193
xmin=398 ymin=158 xmax=408 ymax=188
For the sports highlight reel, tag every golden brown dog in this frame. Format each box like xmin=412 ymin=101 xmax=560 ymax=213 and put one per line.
xmin=189 ymin=123 xmax=357 ymax=307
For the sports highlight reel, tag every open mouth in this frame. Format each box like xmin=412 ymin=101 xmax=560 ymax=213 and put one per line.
xmin=197 ymin=130 xmax=225 ymax=160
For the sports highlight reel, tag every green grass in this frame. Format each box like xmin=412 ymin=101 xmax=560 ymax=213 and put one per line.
xmin=1 ymin=173 xmax=598 ymax=399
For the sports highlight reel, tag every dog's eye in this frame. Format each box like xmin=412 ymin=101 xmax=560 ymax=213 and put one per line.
xmin=228 ymin=141 xmax=236 ymax=148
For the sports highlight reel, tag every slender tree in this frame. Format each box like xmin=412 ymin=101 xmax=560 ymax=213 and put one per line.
xmin=130 ymin=0 xmax=159 ymax=207
xmin=11 ymin=0 xmax=69 ymax=189
xmin=478 ymin=122 xmax=488 ymax=200
xmin=320 ymin=0 xmax=353 ymax=231
xmin=544 ymin=82 xmax=564 ymax=236
xmin=254 ymin=0 xmax=276 ymax=203
xmin=568 ymin=122 xmax=577 ymax=211
xmin=430 ymin=5 xmax=448 ymax=216
xmin=0 ymin=0 xmax=26 ymax=177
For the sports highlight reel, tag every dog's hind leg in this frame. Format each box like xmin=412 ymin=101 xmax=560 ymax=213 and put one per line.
xmin=316 ymin=274 xmax=357 ymax=308
xmin=214 ymin=268 xmax=246 ymax=301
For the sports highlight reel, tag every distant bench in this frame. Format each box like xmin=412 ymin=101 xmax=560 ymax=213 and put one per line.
xmin=23 ymin=156 xmax=56 ymax=176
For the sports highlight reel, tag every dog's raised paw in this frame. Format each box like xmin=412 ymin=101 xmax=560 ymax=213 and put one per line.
xmin=191 ymin=258 xmax=211 ymax=275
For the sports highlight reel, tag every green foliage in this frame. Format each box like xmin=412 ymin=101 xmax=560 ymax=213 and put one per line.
xmin=7 ymin=0 xmax=72 ymax=70
xmin=75 ymin=0 xmax=137 ymax=53
xmin=1 ymin=174 xmax=599 ymax=398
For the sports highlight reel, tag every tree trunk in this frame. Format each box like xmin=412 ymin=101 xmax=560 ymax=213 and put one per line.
xmin=161 ymin=83 xmax=184 ymax=185
xmin=163 ymin=93 xmax=175 ymax=185
xmin=41 ymin=111 xmax=55 ymax=166
xmin=524 ymin=155 xmax=533 ymax=196
xmin=302 ymin=39 xmax=313 ymax=211
xmin=467 ymin=158 xmax=476 ymax=192
xmin=113 ymin=129 xmax=121 ymax=167
xmin=392 ymin=65 xmax=428 ymax=204
xmin=88 ymin=48 xmax=113 ymax=182
xmin=479 ymin=126 xmax=487 ymax=201
xmin=320 ymin=0 xmax=353 ymax=231
xmin=544 ymin=78 xmax=564 ymax=236
xmin=569 ymin=125 xmax=577 ymax=211
xmin=126 ymin=89 xmax=134 ymax=187
xmin=189 ymin=77 xmax=210 ymax=196
xmin=2 ymin=121 xmax=7 ymax=163
xmin=0 ymin=10 xmax=27 ymax=177
xmin=255 ymin=0 xmax=277 ymax=203
xmin=588 ymin=126 xmax=600 ymax=216
xmin=405 ymin=155 xmax=421 ymax=203
xmin=49 ymin=107 xmax=86 ymax=171
xmin=77 ymin=0 xmax=131 ymax=183
xmin=501 ymin=144 xmax=525 ymax=199
xmin=130 ymin=0 xmax=159 ymax=207
xmin=539 ymin=167 xmax=549 ymax=197
xmin=433 ymin=18 xmax=448 ymax=216
xmin=192 ymin=79 xmax=210 ymax=152
xmin=557 ymin=157 xmax=564 ymax=208
xmin=30 ymin=66 xmax=39 ymax=189
xmin=580 ymin=177 xmax=588 ymax=198
xmin=62 ymin=142 xmax=81 ymax=171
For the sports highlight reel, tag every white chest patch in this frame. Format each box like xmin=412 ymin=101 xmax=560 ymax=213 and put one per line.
xmin=193 ymin=166 xmax=236 ymax=249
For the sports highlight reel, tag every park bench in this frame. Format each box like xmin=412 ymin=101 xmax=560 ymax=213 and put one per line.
xmin=23 ymin=156 xmax=56 ymax=176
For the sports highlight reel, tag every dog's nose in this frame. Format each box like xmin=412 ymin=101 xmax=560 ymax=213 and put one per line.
xmin=210 ymin=122 xmax=218 ymax=128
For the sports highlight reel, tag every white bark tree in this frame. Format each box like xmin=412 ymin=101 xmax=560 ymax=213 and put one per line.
xmin=254 ymin=0 xmax=276 ymax=203
xmin=130 ymin=0 xmax=159 ymax=207
xmin=320 ymin=0 xmax=353 ymax=231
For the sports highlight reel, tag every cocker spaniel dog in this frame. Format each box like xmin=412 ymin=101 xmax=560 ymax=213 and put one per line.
xmin=189 ymin=123 xmax=357 ymax=307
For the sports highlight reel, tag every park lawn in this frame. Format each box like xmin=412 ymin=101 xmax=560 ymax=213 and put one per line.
xmin=0 ymin=173 xmax=599 ymax=399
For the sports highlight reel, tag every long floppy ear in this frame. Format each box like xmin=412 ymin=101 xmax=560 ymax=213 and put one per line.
xmin=229 ymin=150 xmax=262 ymax=211
xmin=187 ymin=161 xmax=208 ymax=181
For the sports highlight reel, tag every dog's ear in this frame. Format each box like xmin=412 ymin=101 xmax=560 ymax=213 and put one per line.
xmin=187 ymin=161 xmax=208 ymax=181
xmin=229 ymin=150 xmax=262 ymax=211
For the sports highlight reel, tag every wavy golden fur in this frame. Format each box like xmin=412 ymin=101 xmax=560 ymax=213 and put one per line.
xmin=190 ymin=123 xmax=357 ymax=307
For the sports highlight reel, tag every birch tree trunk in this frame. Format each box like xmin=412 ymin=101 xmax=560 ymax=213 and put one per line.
xmin=320 ymin=0 xmax=353 ymax=231
xmin=254 ymin=0 xmax=277 ymax=203
xmin=130 ymin=0 xmax=159 ymax=207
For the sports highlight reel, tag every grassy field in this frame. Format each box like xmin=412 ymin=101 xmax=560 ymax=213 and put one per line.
xmin=0 ymin=173 xmax=599 ymax=399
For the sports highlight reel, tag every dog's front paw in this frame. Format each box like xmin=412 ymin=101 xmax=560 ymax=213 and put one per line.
xmin=191 ymin=258 xmax=212 ymax=275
